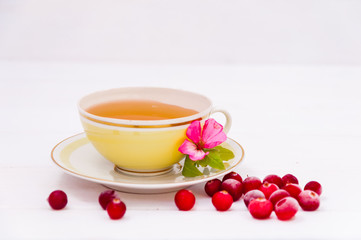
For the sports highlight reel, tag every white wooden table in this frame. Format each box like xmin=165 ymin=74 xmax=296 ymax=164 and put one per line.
xmin=1 ymin=62 xmax=360 ymax=239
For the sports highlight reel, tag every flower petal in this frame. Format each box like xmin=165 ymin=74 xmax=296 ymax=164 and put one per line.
xmin=189 ymin=150 xmax=208 ymax=161
xmin=202 ymin=118 xmax=227 ymax=148
xmin=178 ymin=139 xmax=207 ymax=161
xmin=178 ymin=139 xmax=197 ymax=155
xmin=186 ymin=120 xmax=202 ymax=144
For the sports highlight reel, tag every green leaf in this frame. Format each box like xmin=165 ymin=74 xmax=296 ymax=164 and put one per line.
xmin=197 ymin=158 xmax=209 ymax=168
xmin=214 ymin=146 xmax=234 ymax=161
xmin=204 ymin=151 xmax=225 ymax=170
xmin=182 ymin=156 xmax=203 ymax=177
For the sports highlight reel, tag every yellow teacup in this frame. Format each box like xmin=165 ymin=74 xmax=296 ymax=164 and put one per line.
xmin=78 ymin=87 xmax=231 ymax=176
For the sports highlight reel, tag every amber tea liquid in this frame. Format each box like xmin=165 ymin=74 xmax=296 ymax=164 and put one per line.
xmin=86 ymin=100 xmax=198 ymax=120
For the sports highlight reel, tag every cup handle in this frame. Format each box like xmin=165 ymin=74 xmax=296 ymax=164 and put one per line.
xmin=210 ymin=107 xmax=232 ymax=134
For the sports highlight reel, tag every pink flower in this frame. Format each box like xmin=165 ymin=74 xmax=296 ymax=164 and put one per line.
xmin=178 ymin=118 xmax=227 ymax=161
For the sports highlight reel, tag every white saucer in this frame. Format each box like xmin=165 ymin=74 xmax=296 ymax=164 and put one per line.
xmin=51 ymin=133 xmax=245 ymax=194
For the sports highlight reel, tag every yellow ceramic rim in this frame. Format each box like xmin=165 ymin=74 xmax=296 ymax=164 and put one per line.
xmin=78 ymin=87 xmax=214 ymax=127
xmin=80 ymin=112 xmax=206 ymax=129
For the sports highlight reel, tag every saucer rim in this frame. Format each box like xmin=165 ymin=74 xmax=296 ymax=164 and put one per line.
xmin=50 ymin=133 xmax=245 ymax=191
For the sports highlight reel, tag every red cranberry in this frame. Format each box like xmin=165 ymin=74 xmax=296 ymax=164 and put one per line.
xmin=242 ymin=176 xmax=262 ymax=194
xmin=106 ymin=198 xmax=126 ymax=220
xmin=304 ymin=181 xmax=322 ymax=196
xmin=222 ymin=171 xmax=243 ymax=183
xmin=263 ymin=174 xmax=283 ymax=188
xmin=258 ymin=182 xmax=279 ymax=199
xmin=99 ymin=190 xmax=118 ymax=210
xmin=298 ymin=190 xmax=320 ymax=211
xmin=269 ymin=189 xmax=291 ymax=207
xmin=204 ymin=179 xmax=222 ymax=197
xmin=221 ymin=179 xmax=243 ymax=201
xmin=248 ymin=198 xmax=273 ymax=219
xmin=282 ymin=174 xmax=299 ymax=185
xmin=48 ymin=190 xmax=68 ymax=210
xmin=283 ymin=183 xmax=302 ymax=198
xmin=174 ymin=189 xmax=196 ymax=211
xmin=212 ymin=190 xmax=233 ymax=211
xmin=274 ymin=197 xmax=299 ymax=220
xmin=243 ymin=190 xmax=265 ymax=207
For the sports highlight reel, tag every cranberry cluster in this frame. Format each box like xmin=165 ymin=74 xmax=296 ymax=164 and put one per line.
xmin=47 ymin=189 xmax=127 ymax=220
xmin=48 ymin=172 xmax=321 ymax=221
xmin=175 ymin=172 xmax=322 ymax=221
xmin=99 ymin=190 xmax=127 ymax=220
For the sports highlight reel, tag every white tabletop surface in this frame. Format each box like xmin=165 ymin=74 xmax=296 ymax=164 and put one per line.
xmin=1 ymin=61 xmax=361 ymax=239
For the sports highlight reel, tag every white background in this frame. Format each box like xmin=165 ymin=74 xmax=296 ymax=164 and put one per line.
xmin=1 ymin=1 xmax=361 ymax=239
xmin=1 ymin=0 xmax=361 ymax=64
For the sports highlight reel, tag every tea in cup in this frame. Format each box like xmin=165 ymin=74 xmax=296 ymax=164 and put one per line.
xmin=78 ymin=87 xmax=231 ymax=176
